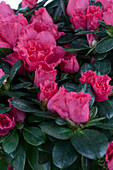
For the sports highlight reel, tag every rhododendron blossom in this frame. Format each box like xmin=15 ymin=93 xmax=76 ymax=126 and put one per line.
xmin=34 ymin=63 xmax=57 ymax=87
xmin=106 ymin=141 xmax=113 ymax=170
xmin=67 ymin=0 xmax=89 ymax=17
xmin=30 ymin=7 xmax=65 ymax=40
xmin=22 ymin=0 xmax=37 ymax=8
xmin=47 ymin=86 xmax=91 ymax=123
xmin=8 ymin=98 xmax=26 ymax=122
xmin=14 ymin=29 xmax=65 ymax=71
xmin=86 ymin=5 xmax=103 ymax=30
xmin=38 ymin=80 xmax=58 ymax=102
xmin=0 ymin=68 xmax=5 ymax=77
xmin=0 ymin=113 xmax=15 ymax=135
xmin=0 ymin=1 xmax=14 ymax=17
xmin=80 ymin=70 xmax=112 ymax=102
xmin=60 ymin=53 xmax=80 ymax=73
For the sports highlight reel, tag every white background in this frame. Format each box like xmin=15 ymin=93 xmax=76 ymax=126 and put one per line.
xmin=0 ymin=0 xmax=44 ymax=9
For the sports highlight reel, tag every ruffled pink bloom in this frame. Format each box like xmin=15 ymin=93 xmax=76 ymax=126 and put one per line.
xmin=0 ymin=113 xmax=15 ymax=135
xmin=0 ymin=1 xmax=14 ymax=17
xmin=30 ymin=7 xmax=65 ymax=40
xmin=47 ymin=86 xmax=91 ymax=123
xmin=8 ymin=98 xmax=26 ymax=122
xmin=7 ymin=165 xmax=14 ymax=170
xmin=67 ymin=0 xmax=89 ymax=17
xmin=68 ymin=91 xmax=91 ymax=123
xmin=0 ymin=37 xmax=12 ymax=49
xmin=86 ymin=5 xmax=103 ymax=30
xmin=34 ymin=63 xmax=57 ymax=87
xmin=60 ymin=53 xmax=79 ymax=73
xmin=80 ymin=70 xmax=113 ymax=102
xmin=70 ymin=9 xmax=86 ymax=30
xmin=38 ymin=80 xmax=58 ymax=102
xmin=95 ymin=0 xmax=113 ymax=11
xmin=0 ymin=68 xmax=5 ymax=77
xmin=103 ymin=6 xmax=113 ymax=26
xmin=14 ymin=29 xmax=65 ymax=71
xmin=22 ymin=0 xmax=37 ymax=8
xmin=5 ymin=52 xmax=27 ymax=76
xmin=86 ymin=32 xmax=97 ymax=47
xmin=0 ymin=14 xmax=28 ymax=47
xmin=106 ymin=141 xmax=113 ymax=170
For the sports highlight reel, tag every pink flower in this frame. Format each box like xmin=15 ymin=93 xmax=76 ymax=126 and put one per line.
xmin=0 ymin=1 xmax=14 ymax=17
xmin=70 ymin=9 xmax=86 ymax=30
xmin=34 ymin=63 xmax=57 ymax=87
xmin=86 ymin=32 xmax=97 ymax=47
xmin=0 ymin=14 xmax=28 ymax=47
xmin=22 ymin=0 xmax=37 ymax=8
xmin=0 ymin=113 xmax=15 ymax=135
xmin=95 ymin=0 xmax=113 ymax=11
xmin=8 ymin=98 xmax=26 ymax=122
xmin=80 ymin=70 xmax=113 ymax=102
xmin=0 ymin=37 xmax=12 ymax=49
xmin=0 ymin=68 xmax=5 ymax=77
xmin=68 ymin=91 xmax=91 ymax=123
xmin=7 ymin=165 xmax=14 ymax=170
xmin=14 ymin=29 xmax=65 ymax=71
xmin=60 ymin=53 xmax=79 ymax=73
xmin=67 ymin=0 xmax=89 ymax=17
xmin=106 ymin=141 xmax=113 ymax=170
xmin=30 ymin=7 xmax=65 ymax=40
xmin=38 ymin=80 xmax=58 ymax=102
xmin=47 ymin=86 xmax=91 ymax=123
xmin=86 ymin=5 xmax=103 ymax=30
xmin=5 ymin=52 xmax=27 ymax=76
xmin=103 ymin=6 xmax=113 ymax=26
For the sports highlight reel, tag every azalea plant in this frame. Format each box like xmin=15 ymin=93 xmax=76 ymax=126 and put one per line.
xmin=0 ymin=0 xmax=113 ymax=169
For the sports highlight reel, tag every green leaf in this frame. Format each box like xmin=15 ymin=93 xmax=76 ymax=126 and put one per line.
xmin=0 ymin=133 xmax=10 ymax=143
xmin=76 ymin=83 xmax=95 ymax=108
xmin=3 ymin=130 xmax=19 ymax=154
xmin=57 ymin=34 xmax=76 ymax=44
xmin=38 ymin=151 xmax=51 ymax=164
xmin=55 ymin=118 xmax=66 ymax=125
xmin=89 ymin=106 xmax=98 ymax=119
xmin=94 ymin=53 xmax=107 ymax=60
xmin=11 ymin=141 xmax=26 ymax=170
xmin=27 ymin=116 xmax=45 ymax=124
xmin=9 ymin=60 xmax=22 ymax=82
xmin=63 ymin=83 xmax=77 ymax=92
xmin=0 ymin=158 xmax=8 ymax=170
xmin=75 ymin=30 xmax=100 ymax=36
xmin=27 ymin=145 xmax=39 ymax=170
xmin=71 ymin=129 xmax=108 ymax=159
xmin=22 ymin=127 xmax=46 ymax=146
xmin=91 ymin=59 xmax=111 ymax=75
xmin=0 ymin=48 xmax=13 ymax=58
xmin=80 ymin=63 xmax=94 ymax=74
xmin=0 ymin=104 xmax=10 ymax=114
xmin=96 ymin=37 xmax=113 ymax=53
xmin=52 ymin=141 xmax=77 ymax=169
xmin=94 ymin=2 xmax=102 ymax=9
xmin=96 ymin=100 xmax=113 ymax=119
xmin=11 ymin=82 xmax=32 ymax=90
xmin=40 ymin=122 xmax=73 ymax=140
xmin=11 ymin=98 xmax=40 ymax=112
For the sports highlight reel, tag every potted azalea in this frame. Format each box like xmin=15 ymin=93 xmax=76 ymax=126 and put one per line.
xmin=0 ymin=0 xmax=113 ymax=169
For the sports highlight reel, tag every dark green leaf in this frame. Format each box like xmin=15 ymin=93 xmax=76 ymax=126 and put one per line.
xmin=63 ymin=83 xmax=77 ymax=92
xmin=96 ymin=100 xmax=113 ymax=119
xmin=38 ymin=151 xmax=51 ymax=164
xmin=57 ymin=34 xmax=76 ymax=44
xmin=0 ymin=104 xmax=10 ymax=114
xmin=55 ymin=118 xmax=66 ymax=125
xmin=94 ymin=2 xmax=102 ymax=9
xmin=11 ymin=98 xmax=40 ymax=112
xmin=96 ymin=37 xmax=113 ymax=53
xmin=91 ymin=59 xmax=111 ymax=75
xmin=40 ymin=122 xmax=73 ymax=140
xmin=3 ymin=130 xmax=19 ymax=153
xmin=52 ymin=141 xmax=77 ymax=169
xmin=89 ymin=106 xmax=98 ymax=119
xmin=0 ymin=158 xmax=8 ymax=170
xmin=27 ymin=145 xmax=39 ymax=170
xmin=9 ymin=60 xmax=22 ymax=82
xmin=11 ymin=82 xmax=32 ymax=90
xmin=75 ymin=30 xmax=100 ymax=36
xmin=80 ymin=63 xmax=94 ymax=74
xmin=71 ymin=129 xmax=108 ymax=159
xmin=22 ymin=127 xmax=46 ymax=146
xmin=11 ymin=141 xmax=26 ymax=170
xmin=94 ymin=53 xmax=107 ymax=60
xmin=27 ymin=116 xmax=45 ymax=124
xmin=0 ymin=48 xmax=13 ymax=58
